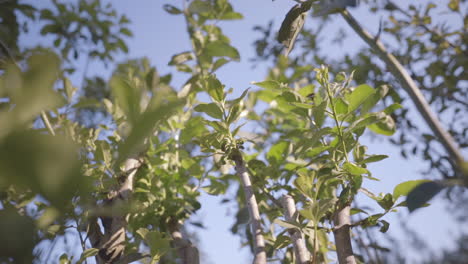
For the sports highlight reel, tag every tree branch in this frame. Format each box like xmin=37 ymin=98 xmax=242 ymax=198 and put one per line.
xmin=232 ymin=153 xmax=267 ymax=264
xmin=333 ymin=205 xmax=356 ymax=264
xmin=168 ymin=220 xmax=200 ymax=264
xmin=340 ymin=9 xmax=466 ymax=178
xmin=281 ymin=195 xmax=310 ymax=264
xmin=87 ymin=157 xmax=142 ymax=264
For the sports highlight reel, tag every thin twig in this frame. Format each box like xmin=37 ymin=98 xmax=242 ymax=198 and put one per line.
xmin=340 ymin=9 xmax=465 ymax=178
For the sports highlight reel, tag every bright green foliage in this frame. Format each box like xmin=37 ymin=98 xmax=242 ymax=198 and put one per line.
xmin=0 ymin=1 xmax=443 ymax=263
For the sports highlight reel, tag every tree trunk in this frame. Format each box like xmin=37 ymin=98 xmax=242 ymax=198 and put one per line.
xmin=282 ymin=195 xmax=310 ymax=264
xmin=333 ymin=205 xmax=356 ymax=264
xmin=88 ymin=157 xmax=142 ymax=264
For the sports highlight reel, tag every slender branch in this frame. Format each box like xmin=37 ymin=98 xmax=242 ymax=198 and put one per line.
xmin=340 ymin=10 xmax=465 ymax=178
xmin=333 ymin=205 xmax=356 ymax=264
xmin=40 ymin=111 xmax=56 ymax=136
xmin=168 ymin=219 xmax=200 ymax=264
xmin=232 ymin=152 xmax=267 ymax=264
xmin=281 ymin=195 xmax=310 ymax=264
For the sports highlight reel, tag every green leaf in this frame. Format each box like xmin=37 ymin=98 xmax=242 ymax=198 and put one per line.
xmin=76 ymin=248 xmax=99 ymax=264
xmin=346 ymin=84 xmax=375 ymax=113
xmin=220 ymin=11 xmax=244 ymax=20
xmin=180 ymin=117 xmax=207 ymax=144
xmin=393 ymin=179 xmax=431 ymax=200
xmin=361 ymin=85 xmax=389 ymax=114
xmin=110 ymin=75 xmax=140 ymax=123
xmin=137 ymin=228 xmax=171 ymax=264
xmin=163 ymin=4 xmax=183 ymax=14
xmin=343 ymin=162 xmax=369 ymax=176
xmin=168 ymin=51 xmax=194 ymax=65
xmin=0 ymin=131 xmax=85 ymax=209
xmin=226 ymin=104 xmax=241 ymax=124
xmin=59 ymin=254 xmax=70 ymax=264
xmin=63 ymin=77 xmax=76 ymax=101
xmin=313 ymin=101 xmax=327 ymax=127
xmin=229 ymin=88 xmax=250 ymax=106
xmin=368 ymin=115 xmax=396 ymax=136
xmin=117 ymin=100 xmax=183 ymax=164
xmin=272 ymin=235 xmax=291 ymax=250
xmin=383 ymin=103 xmax=402 ymax=115
xmin=376 ymin=193 xmax=394 ymax=211
xmin=267 ymin=141 xmax=289 ymax=163
xmin=252 ymin=80 xmax=281 ymax=90
xmin=379 ymin=219 xmax=390 ymax=233
xmin=212 ymin=58 xmax=230 ymax=72
xmin=407 ymin=181 xmax=445 ymax=212
xmin=334 ymin=97 xmax=348 ymax=115
xmin=205 ymin=75 xmax=224 ymax=102
xmin=119 ymin=27 xmax=133 ymax=37
xmin=360 ymin=155 xmax=388 ymax=164
xmin=188 ymin=0 xmax=212 ymax=13
xmin=194 ymin=103 xmax=224 ymax=119
xmin=204 ymin=41 xmax=240 ymax=60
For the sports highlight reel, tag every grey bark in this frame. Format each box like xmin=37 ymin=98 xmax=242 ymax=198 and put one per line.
xmin=333 ymin=205 xmax=356 ymax=264
xmin=233 ymin=153 xmax=267 ymax=264
xmin=88 ymin=157 xmax=142 ymax=264
xmin=281 ymin=195 xmax=310 ymax=264
xmin=168 ymin=221 xmax=200 ymax=264
xmin=340 ymin=9 xmax=466 ymax=178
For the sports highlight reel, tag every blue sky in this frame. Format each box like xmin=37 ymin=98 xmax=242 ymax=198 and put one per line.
xmin=22 ymin=0 xmax=462 ymax=263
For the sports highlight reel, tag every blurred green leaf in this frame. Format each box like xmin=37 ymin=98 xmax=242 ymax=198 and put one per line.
xmin=163 ymin=4 xmax=183 ymax=14
xmin=168 ymin=51 xmax=194 ymax=66
xmin=194 ymin=103 xmax=224 ymax=119
xmin=0 ymin=131 xmax=84 ymax=209
xmin=393 ymin=179 xmax=431 ymax=200
xmin=252 ymin=80 xmax=281 ymax=90
xmin=188 ymin=0 xmax=212 ymax=14
xmin=204 ymin=41 xmax=240 ymax=60
xmin=110 ymin=75 xmax=140 ymax=123
xmin=407 ymin=181 xmax=445 ymax=212
xmin=267 ymin=141 xmax=289 ymax=163
xmin=117 ymin=100 xmax=184 ymax=164
xmin=205 ymin=75 xmax=224 ymax=102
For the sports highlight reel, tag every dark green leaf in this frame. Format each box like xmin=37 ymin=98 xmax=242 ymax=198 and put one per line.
xmin=379 ymin=220 xmax=390 ymax=233
xmin=393 ymin=180 xmax=431 ymax=200
xmin=407 ymin=181 xmax=445 ymax=212
xmin=163 ymin=4 xmax=183 ymax=14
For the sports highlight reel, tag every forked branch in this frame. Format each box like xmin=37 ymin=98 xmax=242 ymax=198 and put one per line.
xmin=340 ymin=9 xmax=465 ymax=178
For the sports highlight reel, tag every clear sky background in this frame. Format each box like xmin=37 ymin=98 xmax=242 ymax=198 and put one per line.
xmin=22 ymin=0 xmax=463 ymax=263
